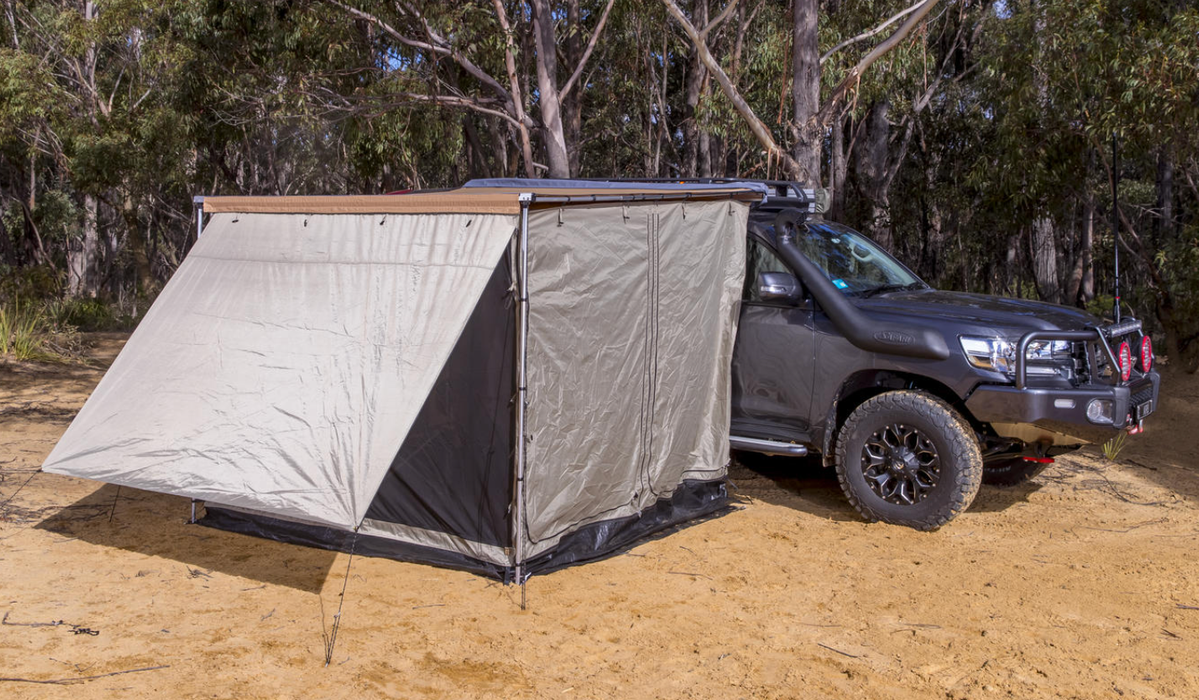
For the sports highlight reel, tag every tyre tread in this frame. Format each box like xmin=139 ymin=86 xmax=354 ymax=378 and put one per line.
xmin=833 ymin=390 xmax=982 ymax=531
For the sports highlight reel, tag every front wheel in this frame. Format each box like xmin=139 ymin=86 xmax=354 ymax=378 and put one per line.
xmin=834 ymin=390 xmax=982 ymax=531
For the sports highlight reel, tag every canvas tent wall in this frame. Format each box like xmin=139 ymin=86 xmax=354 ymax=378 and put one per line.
xmin=42 ymin=182 xmax=760 ymax=580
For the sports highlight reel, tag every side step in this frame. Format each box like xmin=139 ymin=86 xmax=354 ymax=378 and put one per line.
xmin=729 ymin=436 xmax=809 ymax=457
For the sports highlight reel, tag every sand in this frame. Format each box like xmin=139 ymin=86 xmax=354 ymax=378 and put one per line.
xmin=2 ymin=333 xmax=1198 ymax=699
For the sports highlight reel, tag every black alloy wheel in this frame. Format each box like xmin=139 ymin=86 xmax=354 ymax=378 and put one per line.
xmin=860 ymin=423 xmax=941 ymax=505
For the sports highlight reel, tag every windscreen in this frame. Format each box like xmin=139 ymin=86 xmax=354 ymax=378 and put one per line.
xmin=796 ymin=221 xmax=923 ymax=295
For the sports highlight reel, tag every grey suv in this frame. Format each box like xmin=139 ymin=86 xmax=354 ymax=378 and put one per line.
xmin=727 ymin=182 xmax=1161 ymax=530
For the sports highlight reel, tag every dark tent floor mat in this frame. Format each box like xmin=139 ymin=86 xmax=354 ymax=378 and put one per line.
xmin=199 ymin=479 xmax=729 ymax=582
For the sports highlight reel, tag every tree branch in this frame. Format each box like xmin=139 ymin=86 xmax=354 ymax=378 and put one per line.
xmin=816 ymin=0 xmax=941 ymax=127
xmin=490 ymin=0 xmax=537 ymax=176
xmin=328 ymin=1 xmax=512 ymax=106
xmin=661 ymin=0 xmax=801 ymax=178
xmin=703 ymin=0 xmax=741 ymax=38
xmin=820 ymin=0 xmax=925 ymax=65
xmin=560 ymin=0 xmax=617 ymax=100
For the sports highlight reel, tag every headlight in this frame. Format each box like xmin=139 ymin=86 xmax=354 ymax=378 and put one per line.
xmin=960 ymin=336 xmax=1073 ymax=375
xmin=960 ymin=336 xmax=1015 ymax=373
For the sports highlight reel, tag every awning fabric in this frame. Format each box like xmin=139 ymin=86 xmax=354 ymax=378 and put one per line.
xmin=43 ymin=211 xmax=516 ymax=529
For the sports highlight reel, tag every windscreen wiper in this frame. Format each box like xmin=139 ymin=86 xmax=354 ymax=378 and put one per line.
xmin=860 ymin=284 xmax=912 ymax=298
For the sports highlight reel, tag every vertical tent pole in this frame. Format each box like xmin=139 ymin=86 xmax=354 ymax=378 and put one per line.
xmin=190 ymin=193 xmax=203 ymax=527
xmin=193 ymin=195 xmax=204 ymax=240
xmin=514 ymin=193 xmax=532 ymax=608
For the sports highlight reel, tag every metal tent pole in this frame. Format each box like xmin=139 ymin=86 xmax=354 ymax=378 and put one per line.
xmin=514 ymin=193 xmax=532 ymax=609
xmin=193 ymin=195 xmax=205 ymax=240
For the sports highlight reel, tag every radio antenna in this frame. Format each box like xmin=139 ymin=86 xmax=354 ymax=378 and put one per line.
xmin=1111 ymin=133 xmax=1121 ymax=323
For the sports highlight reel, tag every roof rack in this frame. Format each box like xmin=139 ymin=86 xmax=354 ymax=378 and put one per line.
xmin=583 ymin=178 xmax=824 ymax=214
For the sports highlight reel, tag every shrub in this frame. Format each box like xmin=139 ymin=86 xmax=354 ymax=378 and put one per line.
xmin=0 ymin=304 xmax=53 ymax=361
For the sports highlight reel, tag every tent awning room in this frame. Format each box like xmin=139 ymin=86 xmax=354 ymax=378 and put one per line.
xmin=42 ymin=180 xmax=761 ymax=581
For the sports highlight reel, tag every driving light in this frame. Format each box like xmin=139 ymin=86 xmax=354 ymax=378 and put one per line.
xmin=1086 ymin=399 xmax=1114 ymax=424
xmin=1140 ymin=336 xmax=1153 ymax=372
xmin=1118 ymin=341 xmax=1132 ymax=382
xmin=1025 ymin=339 xmax=1071 ymax=360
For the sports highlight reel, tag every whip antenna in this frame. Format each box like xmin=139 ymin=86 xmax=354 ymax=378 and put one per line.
xmin=1111 ymin=133 xmax=1121 ymax=322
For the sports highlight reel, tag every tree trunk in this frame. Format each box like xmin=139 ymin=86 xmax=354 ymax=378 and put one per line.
xmin=529 ymin=0 xmax=571 ymax=177
xmin=856 ymin=100 xmax=892 ymax=249
xmin=1031 ymin=216 xmax=1060 ymax=303
xmin=682 ymin=0 xmax=709 ymax=177
xmin=123 ymin=191 xmax=153 ymax=297
xmin=829 ymin=112 xmax=846 ymax=221
xmin=68 ymin=194 xmax=100 ymax=298
xmin=1067 ymin=187 xmax=1094 ymax=305
xmin=791 ymin=0 xmax=821 ymax=183
xmin=563 ymin=0 xmax=584 ymax=175
xmin=1156 ymin=147 xmax=1174 ymax=242
xmin=1004 ymin=232 xmax=1020 ymax=296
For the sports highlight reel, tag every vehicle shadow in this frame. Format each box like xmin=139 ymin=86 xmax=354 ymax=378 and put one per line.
xmin=36 ymin=483 xmax=337 ymax=593
xmin=729 ymin=452 xmax=1044 ymax=519
xmin=729 ymin=453 xmax=860 ymax=522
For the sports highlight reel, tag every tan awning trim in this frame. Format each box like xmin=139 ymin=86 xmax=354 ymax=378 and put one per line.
xmin=202 ymin=193 xmax=520 ymax=215
xmin=201 ymin=186 xmax=761 ymax=215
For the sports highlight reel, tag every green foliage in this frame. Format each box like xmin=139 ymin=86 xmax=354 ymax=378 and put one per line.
xmin=0 ymin=0 xmax=1192 ymax=366
xmin=1102 ymin=432 xmax=1127 ymax=462
xmin=46 ymin=297 xmax=140 ymax=332
xmin=0 ymin=302 xmax=79 ymax=361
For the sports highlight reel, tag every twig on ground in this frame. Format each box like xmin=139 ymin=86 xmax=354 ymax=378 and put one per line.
xmin=0 ymin=665 xmax=169 ymax=685
xmin=667 ymin=571 xmax=712 ymax=580
xmin=2 ymin=611 xmax=65 ymax=628
xmin=1080 ymin=517 xmax=1168 ymax=533
xmin=816 ymin=642 xmax=859 ymax=658
xmin=1177 ymin=604 xmax=1199 ymax=610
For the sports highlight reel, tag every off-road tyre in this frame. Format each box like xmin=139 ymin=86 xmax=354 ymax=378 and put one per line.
xmin=982 ymin=457 xmax=1049 ymax=487
xmin=834 ymin=390 xmax=982 ymax=531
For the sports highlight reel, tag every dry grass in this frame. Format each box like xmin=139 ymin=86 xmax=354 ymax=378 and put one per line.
xmin=0 ymin=304 xmax=80 ymax=362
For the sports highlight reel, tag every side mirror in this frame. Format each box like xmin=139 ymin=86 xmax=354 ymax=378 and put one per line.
xmin=757 ymin=271 xmax=802 ymax=303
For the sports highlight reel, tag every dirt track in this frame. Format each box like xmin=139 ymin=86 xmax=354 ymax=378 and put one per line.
xmin=2 ymin=334 xmax=1198 ymax=699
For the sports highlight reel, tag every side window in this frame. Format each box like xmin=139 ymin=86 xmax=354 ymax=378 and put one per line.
xmin=743 ymin=238 xmax=793 ymax=303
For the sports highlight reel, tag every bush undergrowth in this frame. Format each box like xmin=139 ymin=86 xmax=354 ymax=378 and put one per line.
xmin=0 ymin=304 xmax=74 ymax=361
xmin=0 ymin=297 xmax=140 ymax=363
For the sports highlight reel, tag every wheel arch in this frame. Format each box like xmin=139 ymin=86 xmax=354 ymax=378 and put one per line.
xmin=821 ymin=370 xmax=978 ymax=466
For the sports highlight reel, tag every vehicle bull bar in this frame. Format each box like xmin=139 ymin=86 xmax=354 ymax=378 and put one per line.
xmin=1014 ymin=326 xmax=1130 ymax=390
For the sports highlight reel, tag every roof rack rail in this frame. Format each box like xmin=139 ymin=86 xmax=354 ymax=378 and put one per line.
xmin=584 ymin=178 xmax=824 ymax=214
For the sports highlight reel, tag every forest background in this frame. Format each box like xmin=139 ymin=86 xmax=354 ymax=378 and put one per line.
xmin=0 ymin=0 xmax=1196 ymax=369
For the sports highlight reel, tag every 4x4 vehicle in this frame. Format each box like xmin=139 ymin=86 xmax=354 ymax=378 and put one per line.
xmin=723 ymin=181 xmax=1161 ymax=530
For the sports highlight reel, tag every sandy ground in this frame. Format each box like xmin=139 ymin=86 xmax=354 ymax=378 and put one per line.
xmin=2 ymin=334 xmax=1199 ymax=699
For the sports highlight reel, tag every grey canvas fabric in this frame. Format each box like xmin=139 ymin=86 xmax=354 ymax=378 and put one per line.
xmin=520 ymin=200 xmax=746 ymax=557
xmin=43 ymin=211 xmax=516 ymax=530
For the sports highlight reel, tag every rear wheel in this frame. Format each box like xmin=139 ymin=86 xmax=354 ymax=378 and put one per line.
xmin=982 ymin=457 xmax=1049 ymax=486
xmin=834 ymin=390 xmax=982 ymax=531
